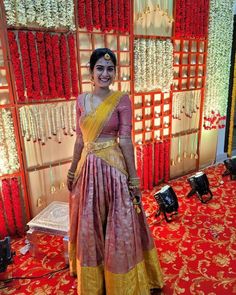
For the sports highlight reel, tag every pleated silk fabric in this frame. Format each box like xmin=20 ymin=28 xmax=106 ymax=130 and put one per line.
xmin=69 ymin=153 xmax=164 ymax=294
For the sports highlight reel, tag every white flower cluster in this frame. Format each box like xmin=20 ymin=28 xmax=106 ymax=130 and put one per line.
xmin=204 ymin=0 xmax=234 ymax=121
xmin=0 ymin=109 xmax=20 ymax=176
xmin=134 ymin=38 xmax=174 ymax=93
xmin=3 ymin=0 xmax=75 ymax=30
xmin=19 ymin=100 xmax=76 ymax=145
xmin=172 ymin=90 xmax=200 ymax=119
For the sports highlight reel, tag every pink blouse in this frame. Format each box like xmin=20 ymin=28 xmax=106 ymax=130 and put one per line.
xmin=76 ymin=93 xmax=132 ymax=139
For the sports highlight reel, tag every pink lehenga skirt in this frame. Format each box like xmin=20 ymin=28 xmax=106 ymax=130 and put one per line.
xmin=69 ymin=153 xmax=163 ymax=295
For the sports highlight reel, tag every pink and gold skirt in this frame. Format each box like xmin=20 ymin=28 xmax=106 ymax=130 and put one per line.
xmin=69 ymin=153 xmax=163 ymax=294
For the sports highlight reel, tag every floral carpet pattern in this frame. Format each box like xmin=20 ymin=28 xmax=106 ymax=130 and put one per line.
xmin=0 ymin=164 xmax=236 ymax=294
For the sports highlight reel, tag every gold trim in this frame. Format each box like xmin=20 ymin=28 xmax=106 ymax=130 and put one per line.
xmin=75 ymin=248 xmax=163 ymax=294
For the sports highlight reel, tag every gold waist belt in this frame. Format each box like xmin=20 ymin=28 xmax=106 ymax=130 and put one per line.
xmin=83 ymin=139 xmax=117 ymax=153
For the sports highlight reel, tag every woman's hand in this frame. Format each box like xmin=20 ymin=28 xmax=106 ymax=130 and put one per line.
xmin=129 ymin=187 xmax=142 ymax=213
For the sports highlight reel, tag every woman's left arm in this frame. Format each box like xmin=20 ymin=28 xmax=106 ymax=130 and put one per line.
xmin=118 ymin=95 xmax=141 ymax=198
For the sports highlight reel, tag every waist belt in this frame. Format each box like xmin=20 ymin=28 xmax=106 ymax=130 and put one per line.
xmin=83 ymin=139 xmax=117 ymax=153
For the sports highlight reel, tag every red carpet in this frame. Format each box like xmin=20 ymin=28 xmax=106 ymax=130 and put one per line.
xmin=1 ymin=164 xmax=236 ymax=294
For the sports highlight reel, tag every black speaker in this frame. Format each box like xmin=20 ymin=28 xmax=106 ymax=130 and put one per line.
xmin=154 ymin=185 xmax=179 ymax=222
xmin=223 ymin=157 xmax=236 ymax=180
xmin=187 ymin=172 xmax=213 ymax=203
xmin=0 ymin=237 xmax=13 ymax=272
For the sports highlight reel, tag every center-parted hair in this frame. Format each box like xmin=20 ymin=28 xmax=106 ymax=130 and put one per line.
xmin=89 ymin=48 xmax=117 ymax=72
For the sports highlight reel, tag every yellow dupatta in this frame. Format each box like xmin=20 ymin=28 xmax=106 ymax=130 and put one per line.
xmin=74 ymin=91 xmax=128 ymax=180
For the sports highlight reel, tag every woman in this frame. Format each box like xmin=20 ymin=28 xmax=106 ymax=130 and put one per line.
xmin=67 ymin=48 xmax=163 ymax=295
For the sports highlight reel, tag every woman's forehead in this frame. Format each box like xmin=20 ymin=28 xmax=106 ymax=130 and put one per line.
xmin=95 ymin=57 xmax=115 ymax=67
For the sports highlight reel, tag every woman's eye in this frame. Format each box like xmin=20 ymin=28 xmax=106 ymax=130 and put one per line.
xmin=96 ymin=67 xmax=103 ymax=71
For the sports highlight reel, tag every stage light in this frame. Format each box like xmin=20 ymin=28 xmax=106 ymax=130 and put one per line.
xmin=0 ymin=237 xmax=14 ymax=272
xmin=187 ymin=171 xmax=213 ymax=203
xmin=223 ymin=157 xmax=236 ymax=180
xmin=154 ymin=185 xmax=179 ymax=222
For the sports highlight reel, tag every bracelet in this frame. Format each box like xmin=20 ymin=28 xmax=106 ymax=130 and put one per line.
xmin=67 ymin=170 xmax=75 ymax=180
xmin=129 ymin=177 xmax=140 ymax=185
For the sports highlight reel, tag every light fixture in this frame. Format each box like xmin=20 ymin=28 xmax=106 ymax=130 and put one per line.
xmin=223 ymin=157 xmax=236 ymax=180
xmin=187 ymin=171 xmax=213 ymax=203
xmin=154 ymin=185 xmax=179 ymax=222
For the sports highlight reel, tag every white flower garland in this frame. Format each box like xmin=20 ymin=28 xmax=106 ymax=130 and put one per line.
xmin=19 ymin=101 xmax=76 ymax=145
xmin=172 ymin=90 xmax=200 ymax=119
xmin=0 ymin=111 xmax=10 ymax=175
xmin=3 ymin=0 xmax=75 ymax=29
xmin=204 ymin=0 xmax=234 ymax=128
xmin=0 ymin=109 xmax=20 ymax=175
xmin=134 ymin=38 xmax=174 ymax=92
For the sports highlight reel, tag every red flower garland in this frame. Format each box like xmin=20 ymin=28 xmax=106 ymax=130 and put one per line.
xmin=11 ymin=178 xmax=25 ymax=235
xmin=2 ymin=179 xmax=16 ymax=236
xmin=18 ymin=31 xmax=33 ymax=100
xmin=67 ymin=34 xmax=79 ymax=97
xmin=51 ymin=34 xmax=64 ymax=97
xmin=136 ymin=145 xmax=143 ymax=190
xmin=78 ymin=0 xmax=86 ymax=28
xmin=164 ymin=140 xmax=170 ymax=182
xmin=45 ymin=33 xmax=57 ymax=98
xmin=112 ymin=0 xmax=118 ymax=31
xmin=154 ymin=142 xmax=160 ymax=185
xmin=99 ymin=0 xmax=106 ymax=32
xmin=0 ymin=190 xmax=8 ymax=238
xmin=143 ymin=144 xmax=149 ymax=190
xmin=118 ymin=0 xmax=124 ymax=32
xmin=124 ymin=0 xmax=130 ymax=32
xmin=92 ymin=0 xmax=100 ymax=29
xmin=148 ymin=143 xmax=153 ymax=190
xmin=105 ymin=0 xmax=112 ymax=32
xmin=159 ymin=141 xmax=164 ymax=181
xmin=85 ymin=0 xmax=93 ymax=31
xmin=7 ymin=31 xmax=25 ymax=102
xmin=27 ymin=32 xmax=41 ymax=100
xmin=60 ymin=34 xmax=71 ymax=99
xmin=175 ymin=0 xmax=209 ymax=38
xmin=36 ymin=32 xmax=50 ymax=99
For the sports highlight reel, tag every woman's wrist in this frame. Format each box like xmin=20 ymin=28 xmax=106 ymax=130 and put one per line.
xmin=67 ymin=169 xmax=75 ymax=180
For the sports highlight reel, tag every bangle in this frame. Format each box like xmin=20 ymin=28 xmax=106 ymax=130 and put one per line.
xmin=129 ymin=177 xmax=140 ymax=188
xmin=67 ymin=170 xmax=75 ymax=180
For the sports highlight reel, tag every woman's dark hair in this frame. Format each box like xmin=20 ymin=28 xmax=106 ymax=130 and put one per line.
xmin=89 ymin=48 xmax=117 ymax=71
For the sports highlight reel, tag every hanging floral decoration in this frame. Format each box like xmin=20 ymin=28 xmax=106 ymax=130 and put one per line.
xmin=7 ymin=31 xmax=25 ymax=102
xmin=27 ymin=32 xmax=41 ymax=100
xmin=0 ymin=191 xmax=8 ymax=239
xmin=0 ymin=109 xmax=20 ymax=176
xmin=204 ymin=0 xmax=234 ymax=130
xmin=136 ymin=140 xmax=170 ymax=190
xmin=19 ymin=101 xmax=76 ymax=145
xmin=8 ymin=31 xmax=79 ymax=102
xmin=134 ymin=38 xmax=174 ymax=93
xmin=175 ymin=0 xmax=209 ymax=38
xmin=52 ymin=34 xmax=64 ymax=97
xmin=2 ymin=179 xmax=15 ymax=236
xmin=60 ymin=34 xmax=71 ymax=99
xmin=18 ymin=31 xmax=34 ymax=100
xmin=68 ymin=34 xmax=79 ymax=97
xmin=36 ymin=32 xmax=50 ymax=98
xmin=0 ymin=178 xmax=26 ymax=237
xmin=172 ymin=90 xmax=200 ymax=119
xmin=77 ymin=0 xmax=130 ymax=32
xmin=3 ymin=0 xmax=75 ymax=29
xmin=45 ymin=33 xmax=57 ymax=98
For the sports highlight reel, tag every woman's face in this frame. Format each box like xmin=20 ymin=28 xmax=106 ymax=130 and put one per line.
xmin=92 ymin=57 xmax=116 ymax=88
